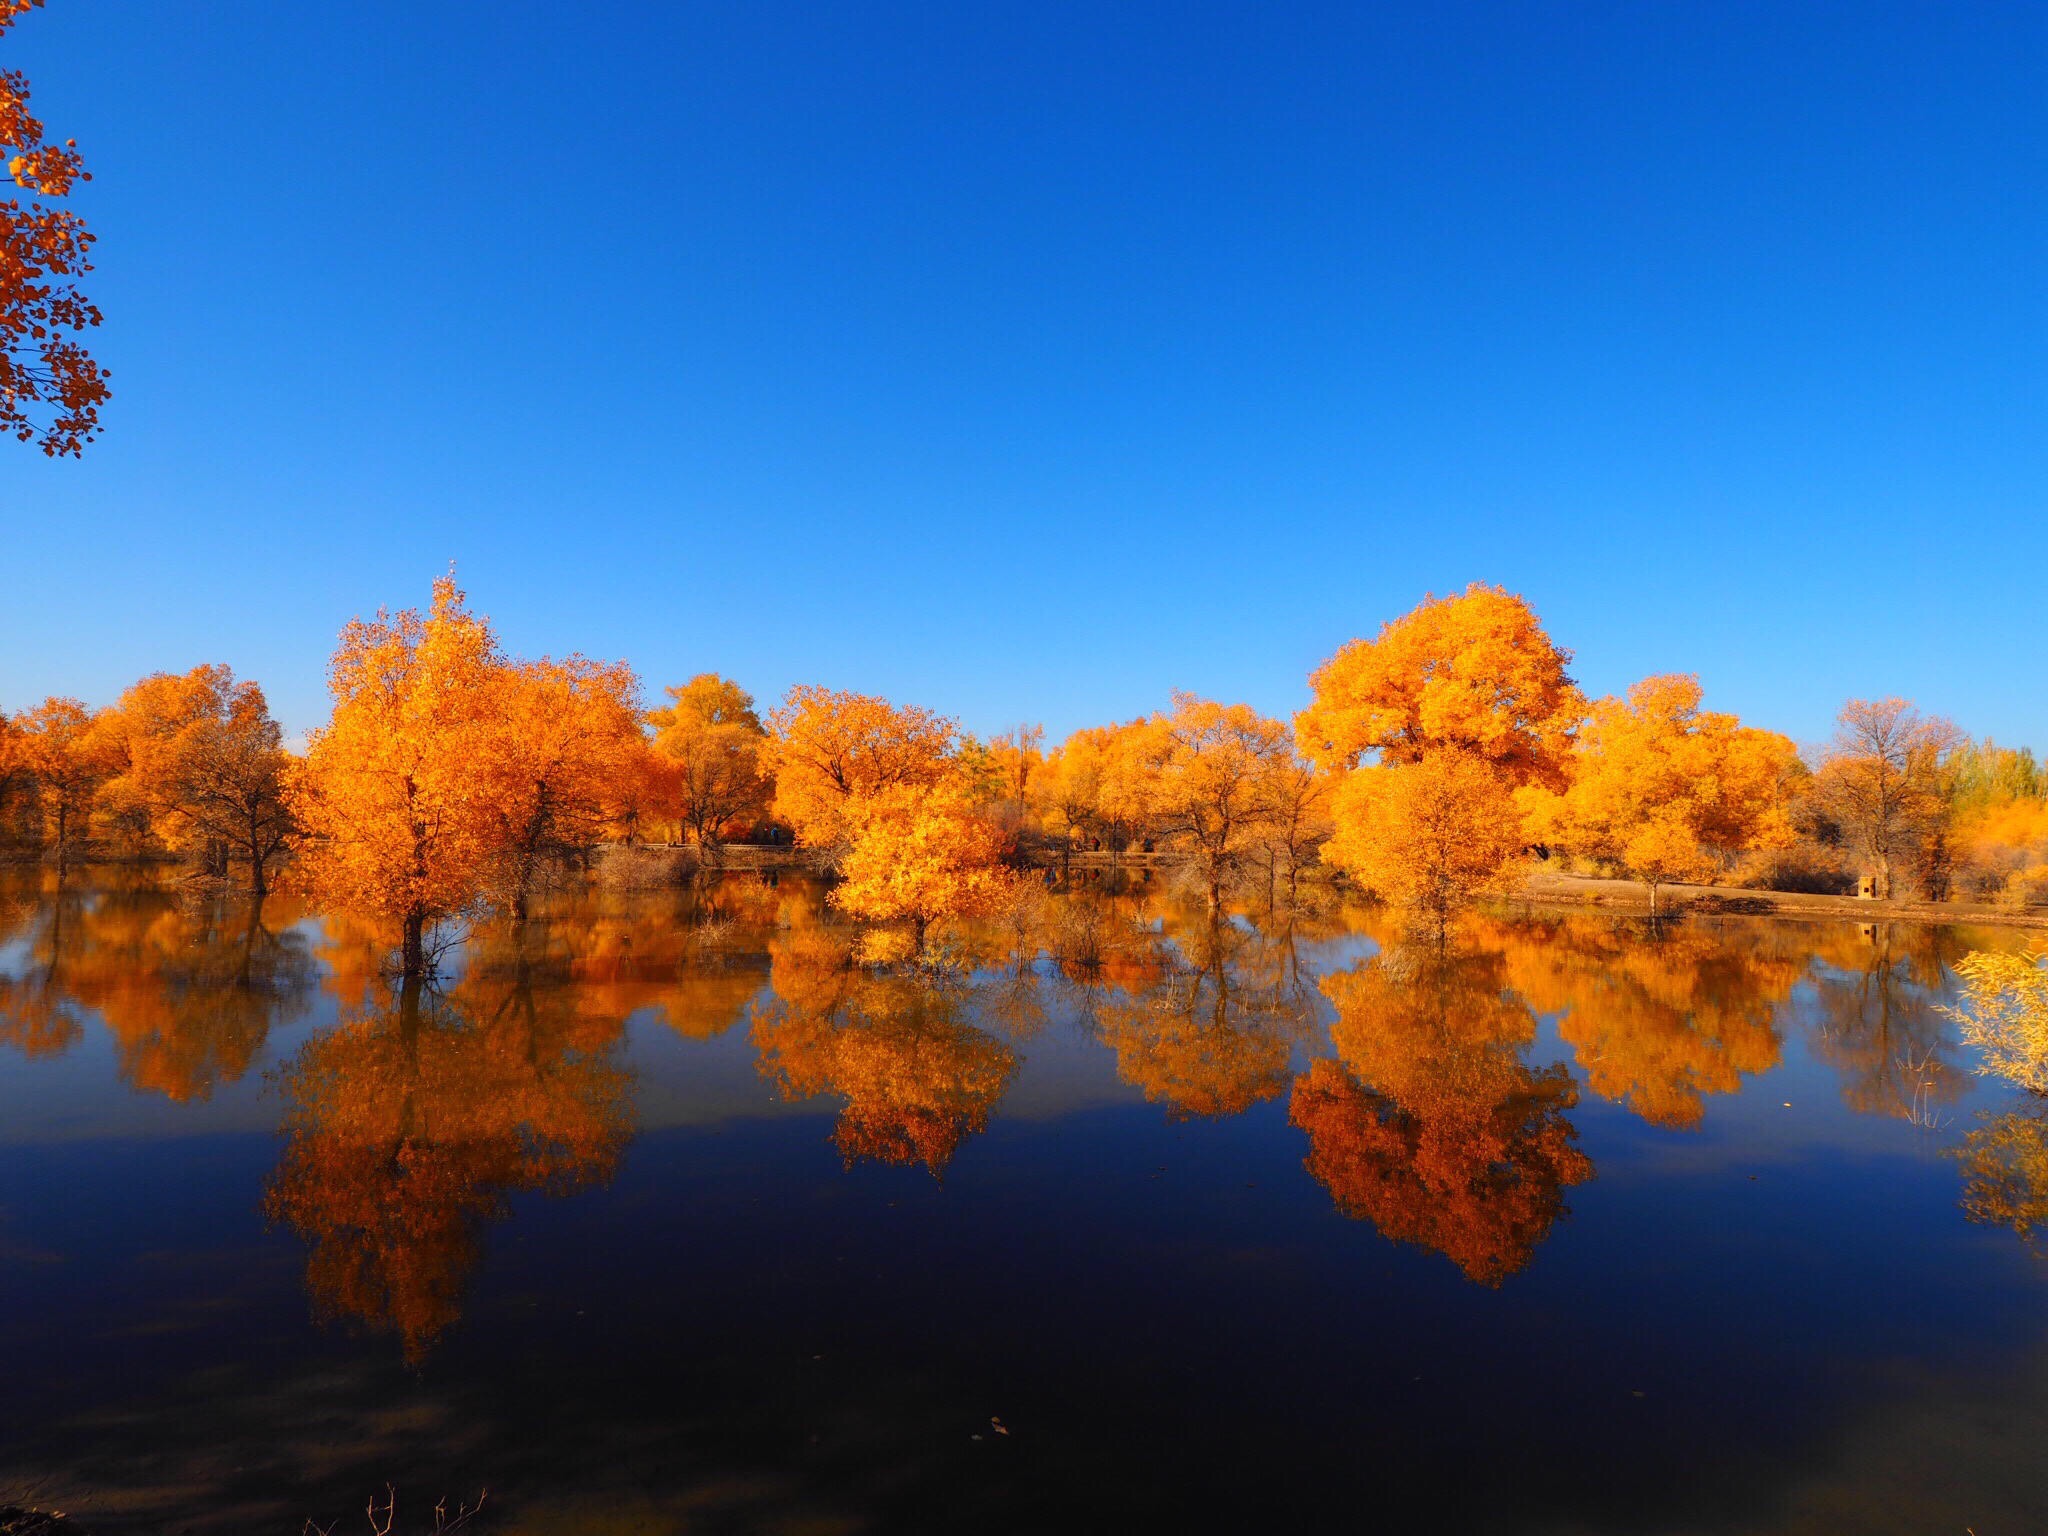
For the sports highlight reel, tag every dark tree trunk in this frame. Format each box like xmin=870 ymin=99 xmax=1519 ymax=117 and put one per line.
xmin=401 ymin=908 xmax=427 ymax=979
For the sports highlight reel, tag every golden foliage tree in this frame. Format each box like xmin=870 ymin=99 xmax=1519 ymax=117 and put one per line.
xmin=1 ymin=0 xmax=109 ymax=455
xmin=1325 ymin=749 xmax=1527 ymax=936
xmin=1817 ymin=698 xmax=1962 ymax=900
xmin=830 ymin=778 xmax=1018 ymax=954
xmin=646 ymin=672 xmax=772 ymax=849
xmin=1519 ymin=674 xmax=1798 ymax=913
xmin=98 ymin=664 xmax=297 ymax=893
xmin=289 ymin=576 xmax=509 ymax=975
xmin=475 ymin=654 xmax=642 ymax=917
xmin=1302 ymin=586 xmax=1582 ymax=934
xmin=11 ymin=695 xmax=115 ymax=872
xmin=1142 ymin=694 xmax=1294 ymax=910
xmin=766 ymin=685 xmax=957 ymax=848
xmin=1296 ymin=582 xmax=1582 ymax=783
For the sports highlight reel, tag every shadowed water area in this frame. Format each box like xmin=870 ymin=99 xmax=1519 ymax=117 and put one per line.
xmin=2 ymin=871 xmax=2046 ymax=1534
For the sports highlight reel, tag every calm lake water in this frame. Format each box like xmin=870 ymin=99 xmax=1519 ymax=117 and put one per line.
xmin=3 ymin=871 xmax=2046 ymax=1534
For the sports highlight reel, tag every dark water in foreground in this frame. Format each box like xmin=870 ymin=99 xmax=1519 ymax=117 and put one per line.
xmin=2 ymin=872 xmax=2046 ymax=1534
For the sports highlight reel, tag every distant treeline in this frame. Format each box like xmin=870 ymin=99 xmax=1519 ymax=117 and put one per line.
xmin=3 ymin=577 xmax=2045 ymax=966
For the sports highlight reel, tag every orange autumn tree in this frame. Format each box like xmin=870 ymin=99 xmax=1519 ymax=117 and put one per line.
xmin=290 ymin=576 xmax=510 ymax=976
xmin=1144 ymin=694 xmax=1295 ymax=911
xmin=831 ymin=778 xmax=1018 ymax=956
xmin=1325 ymin=748 xmax=1528 ymax=936
xmin=1029 ymin=720 xmax=1159 ymax=858
xmin=645 ymin=672 xmax=773 ymax=849
xmin=1299 ymin=584 xmax=1582 ymax=935
xmin=97 ymin=664 xmax=297 ymax=893
xmin=1519 ymin=674 xmax=1798 ymax=913
xmin=11 ymin=695 xmax=116 ymax=872
xmin=766 ymin=685 xmax=958 ymax=848
xmin=1297 ymin=582 xmax=1582 ymax=782
xmin=1 ymin=0 xmax=108 ymax=455
xmin=474 ymin=654 xmax=643 ymax=917
xmin=1817 ymin=697 xmax=1962 ymax=900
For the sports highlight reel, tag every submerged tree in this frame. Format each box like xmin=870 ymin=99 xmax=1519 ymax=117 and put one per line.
xmin=830 ymin=778 xmax=1018 ymax=957
xmin=9 ymin=695 xmax=115 ymax=872
xmin=289 ymin=577 xmax=505 ymax=975
xmin=1324 ymin=748 xmax=1527 ymax=938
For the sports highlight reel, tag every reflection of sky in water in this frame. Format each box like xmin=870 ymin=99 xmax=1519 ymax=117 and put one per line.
xmin=2 ymin=878 xmax=2046 ymax=1534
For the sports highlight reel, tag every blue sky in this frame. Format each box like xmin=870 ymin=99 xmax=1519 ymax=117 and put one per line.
xmin=3 ymin=1 xmax=2043 ymax=748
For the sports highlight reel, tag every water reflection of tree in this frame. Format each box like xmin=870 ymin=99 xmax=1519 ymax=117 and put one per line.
xmin=1955 ymin=1103 xmax=2048 ymax=1256
xmin=0 ymin=882 xmax=315 ymax=1097
xmin=0 ymin=877 xmax=88 ymax=1057
xmin=750 ymin=914 xmax=1018 ymax=1175
xmin=1806 ymin=924 xmax=1972 ymax=1123
xmin=1482 ymin=914 xmax=1799 ymax=1130
xmin=1093 ymin=907 xmax=1318 ymax=1119
xmin=1289 ymin=945 xmax=1592 ymax=1285
xmin=264 ymin=955 xmax=630 ymax=1364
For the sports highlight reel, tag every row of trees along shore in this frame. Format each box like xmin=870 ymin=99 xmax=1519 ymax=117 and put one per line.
xmin=4 ymin=576 xmax=2046 ymax=973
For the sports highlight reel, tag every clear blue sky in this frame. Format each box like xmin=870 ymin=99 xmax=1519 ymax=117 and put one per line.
xmin=4 ymin=1 xmax=2043 ymax=749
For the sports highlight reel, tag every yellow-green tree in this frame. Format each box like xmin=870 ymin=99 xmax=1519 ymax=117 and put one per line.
xmin=1943 ymin=949 xmax=2048 ymax=1094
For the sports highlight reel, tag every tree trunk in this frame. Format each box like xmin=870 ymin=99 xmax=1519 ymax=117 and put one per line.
xmin=401 ymin=908 xmax=427 ymax=979
xmin=248 ymin=809 xmax=268 ymax=897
